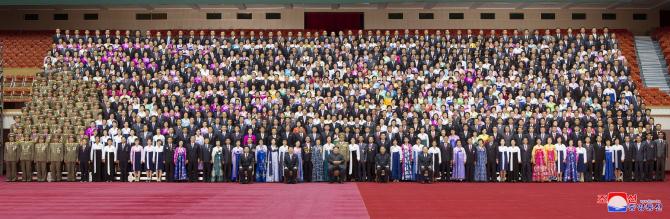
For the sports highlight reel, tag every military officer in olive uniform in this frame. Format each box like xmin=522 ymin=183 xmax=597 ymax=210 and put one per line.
xmin=64 ymin=135 xmax=79 ymax=181
xmin=34 ymin=136 xmax=50 ymax=182
xmin=19 ymin=135 xmax=36 ymax=181
xmin=48 ymin=137 xmax=65 ymax=182
xmin=4 ymin=134 xmax=20 ymax=182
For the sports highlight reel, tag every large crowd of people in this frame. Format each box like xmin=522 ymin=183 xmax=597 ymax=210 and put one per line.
xmin=3 ymin=27 xmax=668 ymax=184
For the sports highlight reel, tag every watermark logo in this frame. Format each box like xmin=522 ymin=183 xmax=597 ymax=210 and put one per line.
xmin=597 ymin=192 xmax=662 ymax=213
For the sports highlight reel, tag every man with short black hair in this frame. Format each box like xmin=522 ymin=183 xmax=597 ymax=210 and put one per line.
xmin=328 ymin=146 xmax=345 ymax=183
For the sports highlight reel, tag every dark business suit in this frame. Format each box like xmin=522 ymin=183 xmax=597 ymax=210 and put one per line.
xmin=186 ymin=144 xmax=200 ymax=182
xmin=328 ymin=153 xmax=345 ymax=183
xmin=222 ymin=144 xmax=233 ymax=182
xmin=116 ymin=143 xmax=131 ymax=182
xmin=643 ymin=140 xmax=656 ymax=181
xmin=520 ymin=144 xmax=533 ymax=182
xmin=200 ymin=144 xmax=213 ymax=182
xmin=593 ymin=144 xmax=605 ymax=182
xmin=375 ymin=153 xmax=391 ymax=182
xmin=622 ymin=142 xmax=634 ymax=181
xmin=283 ymin=154 xmax=298 ymax=184
xmin=465 ymin=144 xmax=476 ymax=182
xmin=584 ymin=144 xmax=595 ymax=182
xmin=78 ymin=143 xmax=92 ymax=182
xmin=164 ymin=144 xmax=175 ymax=182
xmin=239 ymin=153 xmax=255 ymax=184
xmin=418 ymin=152 xmax=433 ymax=183
xmin=485 ymin=143 xmax=497 ymax=182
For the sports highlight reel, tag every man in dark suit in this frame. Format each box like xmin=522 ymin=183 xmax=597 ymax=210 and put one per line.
xmin=584 ymin=138 xmax=595 ymax=182
xmin=375 ymin=146 xmax=391 ymax=183
xmin=622 ymin=136 xmax=635 ymax=182
xmin=239 ymin=146 xmax=255 ymax=184
xmin=164 ymin=137 xmax=176 ymax=182
xmin=328 ymin=146 xmax=345 ymax=183
xmin=186 ymin=137 xmax=200 ymax=182
xmin=418 ymin=146 xmax=433 ymax=183
xmin=592 ymin=137 xmax=605 ymax=182
xmin=633 ymin=136 xmax=646 ymax=181
xmin=485 ymin=140 xmax=498 ymax=182
xmin=284 ymin=147 xmax=298 ymax=184
xmin=464 ymin=138 xmax=477 ymax=182
xmin=520 ymin=138 xmax=533 ymax=182
xmin=199 ymin=138 xmax=213 ymax=182
xmin=116 ymin=138 xmax=131 ymax=182
xmin=222 ymin=138 xmax=233 ymax=182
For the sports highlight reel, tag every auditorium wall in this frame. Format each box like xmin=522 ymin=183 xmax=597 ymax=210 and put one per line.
xmin=0 ymin=8 xmax=660 ymax=34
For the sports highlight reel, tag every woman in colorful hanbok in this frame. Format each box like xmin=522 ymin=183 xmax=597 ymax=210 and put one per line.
xmin=174 ymin=141 xmax=188 ymax=182
xmin=401 ymin=138 xmax=415 ymax=181
xmin=563 ymin=140 xmax=579 ymax=182
xmin=390 ymin=140 xmax=402 ymax=182
xmin=322 ymin=137 xmax=334 ymax=182
xmin=130 ymin=139 xmax=144 ymax=182
xmin=412 ymin=139 xmax=424 ymax=180
xmin=294 ymin=142 xmax=304 ymax=182
xmin=255 ymin=144 xmax=267 ymax=182
xmin=544 ymin=138 xmax=558 ymax=181
xmin=231 ymin=142 xmax=244 ymax=182
xmin=603 ymin=140 xmax=615 ymax=182
xmin=211 ymin=143 xmax=224 ymax=182
xmin=451 ymin=141 xmax=466 ymax=181
xmin=266 ymin=140 xmax=280 ymax=183
xmin=474 ymin=142 xmax=487 ymax=182
xmin=312 ymin=140 xmax=324 ymax=182
xmin=532 ymin=139 xmax=548 ymax=182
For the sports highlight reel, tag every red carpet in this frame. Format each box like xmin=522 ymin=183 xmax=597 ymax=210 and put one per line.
xmin=357 ymin=180 xmax=669 ymax=218
xmin=1 ymin=177 xmax=669 ymax=219
xmin=0 ymin=182 xmax=368 ymax=219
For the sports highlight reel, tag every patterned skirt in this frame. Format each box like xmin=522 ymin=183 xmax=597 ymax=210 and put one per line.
xmin=532 ymin=164 xmax=547 ymax=182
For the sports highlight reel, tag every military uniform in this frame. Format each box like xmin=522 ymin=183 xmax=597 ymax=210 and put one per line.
xmin=48 ymin=141 xmax=64 ymax=182
xmin=34 ymin=141 xmax=50 ymax=182
xmin=64 ymin=140 xmax=79 ymax=181
xmin=19 ymin=140 xmax=35 ymax=181
xmin=4 ymin=137 xmax=20 ymax=181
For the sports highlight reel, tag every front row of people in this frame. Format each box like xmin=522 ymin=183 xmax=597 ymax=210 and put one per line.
xmin=6 ymin=133 xmax=666 ymax=184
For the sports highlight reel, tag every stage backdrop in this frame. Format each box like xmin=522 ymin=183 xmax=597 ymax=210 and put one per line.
xmin=304 ymin=12 xmax=364 ymax=33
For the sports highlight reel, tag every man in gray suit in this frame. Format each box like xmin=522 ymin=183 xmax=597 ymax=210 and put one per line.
xmin=655 ymin=132 xmax=667 ymax=181
xmin=643 ymin=134 xmax=656 ymax=181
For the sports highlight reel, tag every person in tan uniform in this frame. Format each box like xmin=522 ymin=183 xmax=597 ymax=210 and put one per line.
xmin=4 ymin=134 xmax=20 ymax=182
xmin=336 ymin=133 xmax=350 ymax=181
xmin=64 ymin=135 xmax=79 ymax=182
xmin=48 ymin=137 xmax=64 ymax=182
xmin=34 ymin=136 xmax=50 ymax=182
xmin=19 ymin=136 xmax=35 ymax=182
